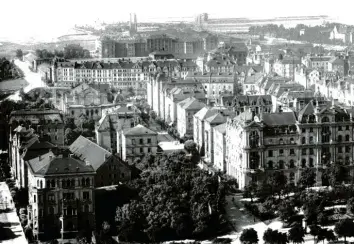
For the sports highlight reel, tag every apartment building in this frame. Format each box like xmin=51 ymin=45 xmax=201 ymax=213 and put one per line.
xmin=176 ymin=97 xmax=206 ymax=137
xmin=225 ymin=100 xmax=354 ymax=189
xmin=27 ymin=152 xmax=95 ymax=240
xmin=9 ymin=109 xmax=65 ymax=146
xmin=121 ymin=124 xmax=158 ymax=163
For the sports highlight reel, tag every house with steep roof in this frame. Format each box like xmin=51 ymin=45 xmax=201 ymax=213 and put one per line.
xmin=177 ymin=97 xmax=206 ymax=137
xmin=121 ymin=124 xmax=158 ymax=163
xmin=95 ymin=105 xmax=138 ymax=153
xmin=69 ymin=135 xmax=132 ymax=186
xmin=26 ymin=152 xmax=95 ymax=240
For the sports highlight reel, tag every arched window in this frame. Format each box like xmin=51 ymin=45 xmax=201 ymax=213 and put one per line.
xmin=278 ymin=160 xmax=285 ymax=169
xmin=81 ymin=178 xmax=85 ymax=186
xmin=40 ymin=181 xmax=43 ymax=189
xmin=309 ymin=136 xmax=314 ymax=144
xmin=338 ymin=135 xmax=343 ymax=142
xmin=51 ymin=180 xmax=55 ymax=188
xmin=322 ymin=116 xmax=329 ymax=123
xmin=346 ymin=135 xmax=350 ymax=141
xmin=290 ymin=138 xmax=295 ymax=144
xmin=37 ymin=180 xmax=39 ymax=187
xmin=66 ymin=179 xmax=70 ymax=187
xmin=301 ymin=137 xmax=306 ymax=144
xmin=268 ymin=161 xmax=273 ymax=169
xmin=289 ymin=160 xmax=295 ymax=168
xmin=249 ymin=131 xmax=259 ymax=148
xmin=46 ymin=180 xmax=50 ymax=188
xmin=279 ymin=139 xmax=284 ymax=144
xmin=301 ymin=159 xmax=307 ymax=168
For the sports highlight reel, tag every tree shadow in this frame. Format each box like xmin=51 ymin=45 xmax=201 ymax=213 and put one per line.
xmin=0 ymin=225 xmax=21 ymax=241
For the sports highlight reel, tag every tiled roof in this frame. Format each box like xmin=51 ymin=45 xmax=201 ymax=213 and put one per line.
xmin=194 ymin=107 xmax=218 ymax=120
xmin=124 ymin=124 xmax=157 ymax=136
xmin=178 ymin=97 xmax=205 ymax=110
xmin=69 ymin=136 xmax=111 ymax=171
xmin=27 ymin=152 xmax=95 ymax=176
xmin=213 ymin=123 xmax=226 ymax=134
xmin=205 ymin=113 xmax=226 ymax=124
xmin=262 ymin=112 xmax=297 ymax=126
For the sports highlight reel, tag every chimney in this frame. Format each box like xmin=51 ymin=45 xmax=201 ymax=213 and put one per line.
xmin=49 ymin=155 xmax=53 ymax=161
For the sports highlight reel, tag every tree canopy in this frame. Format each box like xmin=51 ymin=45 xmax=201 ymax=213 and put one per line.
xmin=115 ymin=152 xmax=231 ymax=242
xmin=240 ymin=228 xmax=258 ymax=244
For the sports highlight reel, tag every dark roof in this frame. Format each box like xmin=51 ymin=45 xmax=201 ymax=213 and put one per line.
xmin=262 ymin=112 xmax=297 ymax=126
xmin=69 ymin=136 xmax=111 ymax=171
xmin=29 ymin=154 xmax=95 ymax=176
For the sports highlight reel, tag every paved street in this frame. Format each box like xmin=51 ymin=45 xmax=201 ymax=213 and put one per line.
xmin=7 ymin=59 xmax=47 ymax=101
xmin=0 ymin=182 xmax=27 ymax=244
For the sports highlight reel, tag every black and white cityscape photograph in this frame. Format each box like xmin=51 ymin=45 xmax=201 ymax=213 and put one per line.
xmin=1 ymin=0 xmax=354 ymax=243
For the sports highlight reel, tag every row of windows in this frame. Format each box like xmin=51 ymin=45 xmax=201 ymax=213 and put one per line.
xmin=132 ymin=138 xmax=152 ymax=144
xmin=38 ymin=178 xmax=92 ymax=189
xmin=127 ymin=147 xmax=152 ymax=154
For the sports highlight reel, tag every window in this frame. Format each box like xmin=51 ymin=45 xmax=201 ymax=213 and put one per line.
xmin=83 ymin=192 xmax=90 ymax=200
xmin=338 ymin=135 xmax=343 ymax=142
xmin=338 ymin=126 xmax=342 ymax=131
xmin=121 ymin=173 xmax=125 ymax=178
xmin=34 ymin=195 xmax=36 ymax=203
xmin=279 ymin=149 xmax=284 ymax=155
xmin=309 ymin=127 xmax=314 ymax=132
xmin=290 ymin=149 xmax=295 ymax=155
xmin=309 ymin=158 xmax=314 ymax=167
xmin=48 ymin=207 xmax=54 ymax=215
xmin=268 ymin=161 xmax=273 ymax=169
xmin=140 ymin=148 xmax=144 ymax=153
xmin=132 ymin=139 xmax=135 ymax=145
xmin=279 ymin=139 xmax=284 ymax=144
xmin=148 ymin=148 xmax=151 ymax=153
xmin=302 ymin=149 xmax=307 ymax=155
xmin=54 ymin=135 xmax=58 ymax=141
xmin=346 ymin=146 xmax=351 ymax=153
xmin=139 ymin=139 xmax=143 ymax=144
xmin=309 ymin=148 xmax=314 ymax=155
xmin=302 ymin=128 xmax=306 ymax=133
xmin=309 ymin=136 xmax=314 ymax=144
xmin=268 ymin=150 xmax=273 ymax=157
xmin=39 ymin=209 xmax=43 ymax=217
xmin=322 ymin=116 xmax=329 ymax=123
xmin=338 ymin=147 xmax=343 ymax=153
xmin=48 ymin=194 xmax=54 ymax=201
xmin=346 ymin=135 xmax=350 ymax=141
xmin=289 ymin=160 xmax=295 ymax=168
xmin=346 ymin=125 xmax=350 ymax=130
xmin=147 ymin=138 xmax=151 ymax=143
xmin=301 ymin=137 xmax=306 ymax=144
xmin=301 ymin=159 xmax=307 ymax=168
xmin=51 ymin=180 xmax=55 ymax=188
xmin=278 ymin=160 xmax=285 ymax=169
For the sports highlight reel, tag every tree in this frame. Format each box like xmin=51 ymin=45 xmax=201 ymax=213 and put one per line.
xmin=288 ymin=225 xmax=305 ymax=244
xmin=127 ymin=87 xmax=135 ymax=97
xmin=16 ymin=49 xmax=23 ymax=59
xmin=267 ymin=171 xmax=287 ymax=197
xmin=278 ymin=200 xmax=297 ymax=223
xmin=240 ymin=228 xmax=258 ymax=244
xmin=346 ymin=197 xmax=354 ymax=215
xmin=309 ymin=225 xmax=321 ymax=244
xmin=298 ymin=168 xmax=316 ymax=189
xmin=64 ymin=128 xmax=80 ymax=145
xmin=264 ymin=228 xmax=288 ymax=244
xmin=334 ymin=218 xmax=354 ymax=242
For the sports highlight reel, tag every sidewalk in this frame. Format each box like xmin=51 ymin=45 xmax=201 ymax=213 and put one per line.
xmin=0 ymin=182 xmax=27 ymax=244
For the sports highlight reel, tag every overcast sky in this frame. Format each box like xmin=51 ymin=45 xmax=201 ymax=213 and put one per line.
xmin=1 ymin=0 xmax=354 ymax=42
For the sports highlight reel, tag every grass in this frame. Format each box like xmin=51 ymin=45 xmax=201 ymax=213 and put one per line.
xmin=0 ymin=78 xmax=28 ymax=91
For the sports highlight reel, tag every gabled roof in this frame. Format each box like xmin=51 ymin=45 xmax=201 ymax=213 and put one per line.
xmin=178 ymin=97 xmax=205 ymax=110
xmin=69 ymin=136 xmax=111 ymax=171
xmin=205 ymin=113 xmax=226 ymax=124
xmin=213 ymin=123 xmax=226 ymax=134
xmin=298 ymin=100 xmax=316 ymax=121
xmin=194 ymin=107 xmax=218 ymax=120
xmin=124 ymin=124 xmax=157 ymax=136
